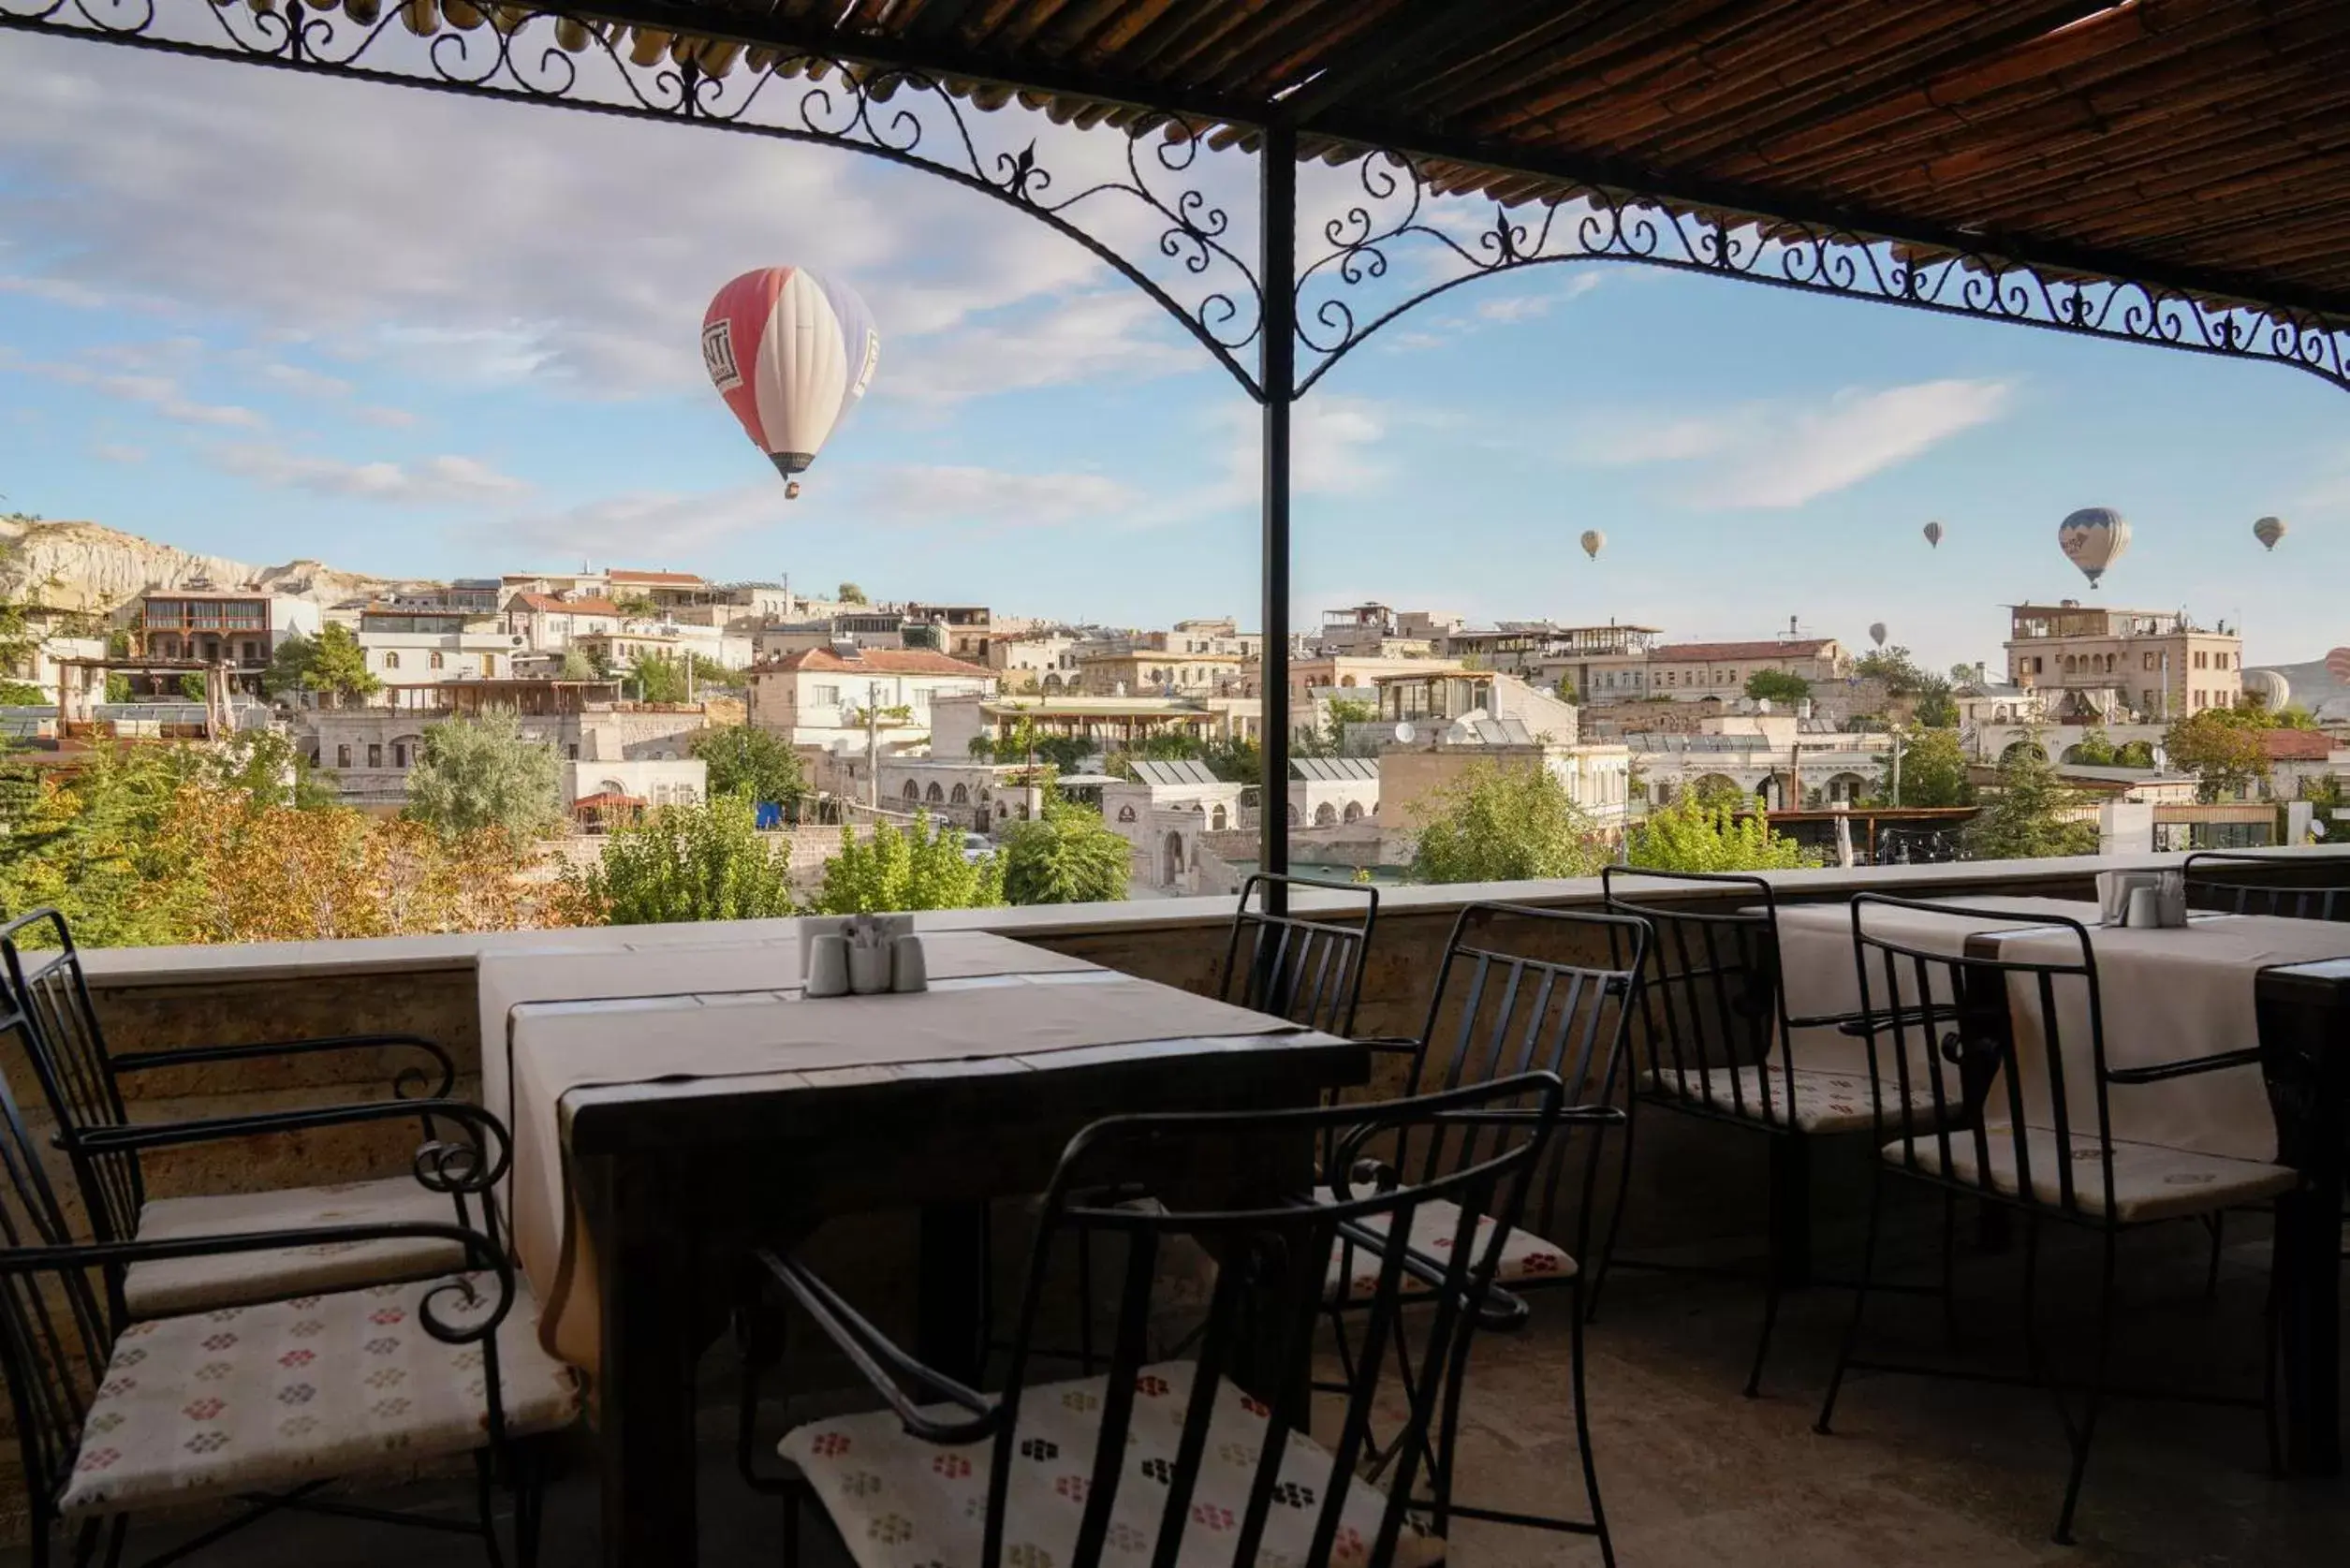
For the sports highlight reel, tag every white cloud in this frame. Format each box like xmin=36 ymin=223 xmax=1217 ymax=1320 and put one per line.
xmin=1211 ymin=395 xmax=1394 ymax=504
xmin=0 ymin=274 xmax=108 ymax=309
xmin=497 ymin=486 xmax=783 ymax=557
xmin=211 ymin=443 xmax=528 ymax=505
xmin=1473 ymin=272 xmax=1602 ymax=323
xmin=258 ymin=361 xmax=355 ymax=399
xmin=1572 ymin=378 xmax=2014 ymax=508
xmin=354 ymin=404 xmax=419 ymax=429
xmin=91 ymin=442 xmax=145 ymax=464
xmin=854 ymin=465 xmax=1138 ymax=527
xmin=0 ymin=346 xmax=264 ymax=428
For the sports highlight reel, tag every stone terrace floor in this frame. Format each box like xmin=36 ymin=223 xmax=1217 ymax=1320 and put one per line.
xmin=16 ymin=1209 xmax=2344 ymax=1567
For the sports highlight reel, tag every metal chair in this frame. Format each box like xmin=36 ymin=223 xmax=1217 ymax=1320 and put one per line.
xmin=1591 ymin=868 xmax=1953 ymax=1399
xmin=1815 ymin=895 xmax=2289 ymax=1544
xmin=0 ymin=908 xmax=480 ymax=1324
xmin=0 ymin=989 xmax=572 ymax=1567
xmin=1319 ymin=901 xmax=1644 ymax=1561
xmin=2182 ymin=850 xmax=2350 ymax=921
xmin=742 ymin=1075 xmax=1569 ymax=1568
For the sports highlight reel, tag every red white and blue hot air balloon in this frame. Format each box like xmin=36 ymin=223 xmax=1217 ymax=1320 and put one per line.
xmin=701 ymin=267 xmax=879 ymax=499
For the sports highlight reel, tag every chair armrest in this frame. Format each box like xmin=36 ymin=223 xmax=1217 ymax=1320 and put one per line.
xmin=1836 ymin=1004 xmax=1963 ymax=1037
xmin=1786 ymin=1008 xmax=1867 ymax=1032
xmin=1353 ymin=1035 xmax=1424 ymax=1057
xmin=755 ymin=1247 xmax=996 ymax=1445
xmin=0 ymin=1223 xmax=513 ymax=1341
xmin=2107 ymin=1048 xmax=2264 ymax=1085
xmin=76 ymin=1099 xmax=510 ymax=1194
xmin=111 ymin=1033 xmax=456 ymax=1100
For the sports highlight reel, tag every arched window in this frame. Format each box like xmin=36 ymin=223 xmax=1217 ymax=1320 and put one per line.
xmin=384 ymin=651 xmax=401 ymax=669
xmin=1042 ymin=673 xmax=1063 ymax=693
xmin=1117 ymin=804 xmax=1138 ymax=823
xmin=431 ymin=652 xmax=445 ymax=670
xmin=903 ymin=780 xmax=920 ymax=801
xmin=1339 ymin=675 xmax=1357 ymax=687
xmin=1211 ymin=805 xmax=1227 ymax=831
xmin=926 ymin=782 xmax=945 ymax=803
xmin=1315 ymin=802 xmax=1338 ymax=826
xmin=950 ymin=784 xmax=970 ymax=805
xmin=1343 ymin=800 xmax=1364 ymax=824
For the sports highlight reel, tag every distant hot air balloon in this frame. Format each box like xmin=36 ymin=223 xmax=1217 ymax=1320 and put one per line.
xmin=1868 ymin=622 xmax=1887 ymax=649
xmin=2057 ymin=506 xmax=2130 ymax=588
xmin=701 ymin=267 xmax=879 ymax=500
xmin=2328 ymin=647 xmax=2350 ymax=684
xmin=1922 ymin=520 xmax=1944 ymax=550
xmin=2243 ymin=668 xmax=2291 ymax=711
xmin=1579 ymin=529 xmax=1605 ymax=561
xmin=2254 ymin=515 xmax=2287 ymax=552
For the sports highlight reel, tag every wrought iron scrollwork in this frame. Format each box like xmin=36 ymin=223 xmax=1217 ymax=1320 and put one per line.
xmin=0 ymin=0 xmax=1266 ymax=395
xmin=1291 ymin=148 xmax=2350 ymax=401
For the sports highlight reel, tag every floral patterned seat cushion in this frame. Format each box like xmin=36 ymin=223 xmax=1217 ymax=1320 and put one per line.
xmin=125 ymin=1178 xmax=470 ymax=1317
xmin=61 ymin=1274 xmax=580 ymax=1517
xmin=1641 ymin=1065 xmax=1946 ymax=1135
xmin=1884 ymin=1129 xmax=2298 ymax=1224
xmin=778 ymin=1360 xmax=1442 ymax=1568
xmin=1313 ymin=1189 xmax=1574 ymax=1305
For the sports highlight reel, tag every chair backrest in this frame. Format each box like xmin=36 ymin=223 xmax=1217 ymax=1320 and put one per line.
xmin=1848 ymin=895 xmax=2120 ymax=1223
xmin=998 ymin=1075 xmax=1564 ymax=1568
xmin=1600 ymin=869 xmax=1795 ymax=1127
xmin=1216 ymin=874 xmax=1378 ymax=1038
xmin=1387 ymin=902 xmax=1645 ymax=1247
xmin=0 ymin=994 xmax=114 ymax=1529
xmin=2182 ymin=851 xmax=2350 ymax=922
xmin=0 ymin=911 xmax=141 ymax=1246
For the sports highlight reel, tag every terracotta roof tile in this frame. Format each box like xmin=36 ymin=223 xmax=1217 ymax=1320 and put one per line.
xmin=1652 ymin=639 xmax=1839 ymax=662
xmin=758 ymin=648 xmax=993 ymax=678
xmin=2261 ymin=730 xmax=2335 ymax=761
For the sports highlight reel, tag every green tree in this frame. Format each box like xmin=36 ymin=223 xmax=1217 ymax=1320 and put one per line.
xmin=176 ymin=672 xmax=208 ymax=702
xmin=580 ymin=643 xmax=617 ymax=680
xmin=999 ymin=795 xmax=1131 ymax=905
xmin=812 ymin=813 xmax=1004 ymax=914
xmin=1912 ymin=678 xmax=1959 ymax=728
xmin=2166 ymin=708 xmax=2270 ymax=801
xmin=565 ymin=792 xmax=796 ymax=925
xmin=558 ymin=648 xmax=596 ymax=681
xmin=0 ymin=571 xmax=42 ymax=704
xmin=1033 ymin=735 xmax=1092 ymax=774
xmin=1854 ymin=645 xmax=1929 ymax=694
xmin=2068 ymin=726 xmax=2118 ymax=766
xmin=1298 ymin=696 xmax=1374 ymax=758
xmin=1743 ymin=668 xmax=1811 ymax=706
xmin=612 ymin=593 xmax=658 ymax=617
xmin=403 ymin=709 xmax=563 ymax=841
xmin=1136 ymin=731 xmax=1203 ymax=761
xmin=1878 ymin=727 xmax=1973 ymax=807
xmin=263 ymin=623 xmax=380 ymax=706
xmin=1693 ymin=775 xmax=1755 ymax=811
xmin=1200 ymin=734 xmax=1261 ymax=784
xmin=1409 ymin=761 xmax=1606 ymax=884
xmin=691 ymin=725 xmax=808 ymax=805
xmin=103 ymin=672 xmax=131 ymax=704
xmin=837 ymin=581 xmax=869 ymax=606
xmin=209 ymin=729 xmax=337 ymax=811
xmin=2113 ymin=739 xmax=2156 ymax=769
xmin=1961 ymin=740 xmax=2099 ymax=860
xmin=1625 ymin=798 xmax=1815 ymax=872
xmin=631 ymin=653 xmax=688 ymax=704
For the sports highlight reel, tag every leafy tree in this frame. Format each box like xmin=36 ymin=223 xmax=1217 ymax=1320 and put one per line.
xmin=403 ymin=708 xmax=563 ymax=842
xmin=2068 ymin=726 xmax=2117 ymax=766
xmin=2165 ymin=708 xmax=2270 ymax=801
xmin=612 ymin=593 xmax=659 ymax=617
xmin=1692 ymin=775 xmax=1755 ymax=811
xmin=1000 ymin=795 xmax=1131 ymax=905
xmin=1912 ymin=679 xmax=1958 ymax=728
xmin=1297 ymin=696 xmax=1375 ymax=758
xmin=691 ymin=725 xmax=808 ymax=805
xmin=1961 ymin=739 xmax=2099 ymax=860
xmin=210 ymin=729 xmax=337 ymax=811
xmin=837 ymin=581 xmax=869 ymax=606
xmin=686 ymin=653 xmax=742 ymax=691
xmin=558 ymin=648 xmax=596 ymax=681
xmin=1409 ymin=761 xmax=1606 ymax=884
xmin=1876 ymin=726 xmax=1973 ymax=807
xmin=1033 ymin=735 xmax=1092 ymax=774
xmin=263 ymin=623 xmax=380 ymax=706
xmin=2113 ymin=739 xmax=2156 ymax=769
xmin=1200 ymin=735 xmax=1261 ymax=784
xmin=103 ymin=672 xmax=131 ymax=704
xmin=1853 ymin=645 xmax=1930 ymax=694
xmin=1742 ymin=668 xmax=1810 ymax=706
xmin=562 ymin=793 xmax=796 ymax=925
xmin=580 ymin=643 xmax=617 ymax=680
xmin=1625 ymin=799 xmax=1815 ymax=872
xmin=812 ymin=812 xmax=1003 ymax=914
xmin=1136 ymin=732 xmax=1203 ymax=761
xmin=177 ymin=672 xmax=207 ymax=702
xmin=631 ymin=653 xmax=689 ymax=704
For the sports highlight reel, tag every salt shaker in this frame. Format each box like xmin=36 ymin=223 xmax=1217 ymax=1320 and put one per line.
xmin=2124 ymin=885 xmax=2159 ymax=931
xmin=891 ymin=934 xmax=929 ymax=993
xmin=806 ymin=934 xmax=851 ymax=997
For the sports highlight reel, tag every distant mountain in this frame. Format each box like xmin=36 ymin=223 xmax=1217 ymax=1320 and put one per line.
xmin=2246 ymin=657 xmax=2350 ymax=721
xmin=0 ymin=517 xmax=420 ymax=616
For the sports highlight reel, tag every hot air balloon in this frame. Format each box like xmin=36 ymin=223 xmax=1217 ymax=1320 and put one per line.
xmin=1922 ymin=520 xmax=1943 ymax=550
xmin=2254 ymin=515 xmax=2287 ymax=552
xmin=2057 ymin=506 xmax=2130 ymax=588
xmin=2328 ymin=646 xmax=2350 ymax=685
xmin=1868 ymin=622 xmax=1887 ymax=649
xmin=701 ymin=267 xmax=879 ymax=500
xmin=1579 ymin=529 xmax=1605 ymax=561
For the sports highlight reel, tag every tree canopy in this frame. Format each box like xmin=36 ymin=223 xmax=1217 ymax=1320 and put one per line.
xmin=561 ymin=792 xmax=796 ymax=925
xmin=1742 ymin=668 xmax=1811 ymax=706
xmin=1624 ymin=799 xmax=1815 ymax=872
xmin=1879 ymin=726 xmax=1973 ymax=808
xmin=262 ymin=623 xmax=379 ymax=706
xmin=836 ymin=581 xmax=869 ymax=606
xmin=631 ymin=653 xmax=688 ymax=704
xmin=1409 ymin=760 xmax=1606 ymax=884
xmin=999 ymin=796 xmax=1131 ymax=906
xmin=2164 ymin=708 xmax=2270 ymax=801
xmin=1961 ymin=739 xmax=2099 ymax=860
xmin=691 ymin=725 xmax=808 ymax=805
xmin=403 ymin=709 xmax=564 ymax=842
xmin=811 ymin=813 xmax=1003 ymax=914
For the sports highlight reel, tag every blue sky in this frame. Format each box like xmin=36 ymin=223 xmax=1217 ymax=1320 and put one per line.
xmin=3 ymin=30 xmax=2347 ymax=675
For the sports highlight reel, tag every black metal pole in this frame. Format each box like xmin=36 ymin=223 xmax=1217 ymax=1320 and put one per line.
xmin=1259 ymin=121 xmax=1296 ymax=905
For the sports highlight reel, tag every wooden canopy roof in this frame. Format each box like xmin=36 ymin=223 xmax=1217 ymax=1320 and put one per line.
xmin=507 ymin=0 xmax=2350 ymax=324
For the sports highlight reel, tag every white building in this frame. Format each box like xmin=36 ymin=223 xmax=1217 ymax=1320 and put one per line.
xmin=1103 ymin=758 xmax=1247 ymax=892
xmin=747 ymin=646 xmax=996 ymax=749
xmin=561 ymin=756 xmax=707 ymax=812
xmin=501 ymin=593 xmax=625 ymax=652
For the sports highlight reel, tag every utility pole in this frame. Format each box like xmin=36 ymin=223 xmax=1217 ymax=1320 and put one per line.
xmin=865 ymin=679 xmax=882 ymax=810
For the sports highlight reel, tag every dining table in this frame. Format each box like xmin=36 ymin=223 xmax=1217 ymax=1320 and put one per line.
xmin=475 ymin=929 xmax=1369 ymax=1568
xmin=1770 ymin=895 xmax=2350 ymax=1475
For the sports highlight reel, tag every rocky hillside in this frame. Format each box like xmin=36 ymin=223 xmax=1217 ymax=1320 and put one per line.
xmin=0 ymin=517 xmax=413 ymax=615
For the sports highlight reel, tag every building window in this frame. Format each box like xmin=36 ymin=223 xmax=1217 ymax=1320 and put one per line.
xmin=950 ymin=784 xmax=970 ymax=805
xmin=566 ymin=744 xmax=579 ymax=760
xmin=431 ymin=652 xmax=445 ymax=670
xmin=813 ymin=683 xmax=841 ymax=706
xmin=392 ymin=742 xmax=408 ymax=769
xmin=482 ymin=653 xmax=497 ymax=677
xmin=241 ymin=640 xmax=259 ymax=664
xmin=2194 ymin=651 xmax=2208 ymax=669
xmin=384 ymin=652 xmax=400 ymax=670
xmin=1212 ymin=804 xmax=1227 ymax=830
xmin=336 ymin=744 xmax=351 ymax=769
xmin=1117 ymin=805 xmax=1137 ymax=823
xmin=367 ymin=743 xmax=383 ymax=769
xmin=903 ymin=781 xmax=920 ymax=801
xmin=2143 ymin=652 xmax=2156 ymax=670
xmin=926 ymin=782 xmax=945 ymax=803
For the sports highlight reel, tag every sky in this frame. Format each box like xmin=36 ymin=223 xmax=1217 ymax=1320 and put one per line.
xmin=4 ymin=29 xmax=2349 ymax=676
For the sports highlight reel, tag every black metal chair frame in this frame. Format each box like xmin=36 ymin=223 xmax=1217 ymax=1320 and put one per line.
xmin=1589 ymin=868 xmax=1956 ymax=1399
xmin=0 ymin=908 xmax=489 ymax=1326
xmin=0 ymin=994 xmax=548 ymax=1568
xmin=2181 ymin=849 xmax=2350 ymax=922
xmin=1814 ymin=894 xmax=2281 ymax=1545
xmin=741 ymin=1076 xmax=1568 ymax=1568
xmin=979 ymin=872 xmax=1396 ymax=1374
xmin=1317 ymin=901 xmax=1646 ymax=1561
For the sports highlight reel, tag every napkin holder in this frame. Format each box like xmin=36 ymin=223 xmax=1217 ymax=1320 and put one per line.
xmin=2096 ymin=870 xmax=2188 ymax=929
xmin=798 ymin=915 xmax=926 ymax=995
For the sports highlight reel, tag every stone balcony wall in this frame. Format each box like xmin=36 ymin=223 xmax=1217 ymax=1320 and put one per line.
xmin=0 ymin=852 xmax=2141 ymax=1539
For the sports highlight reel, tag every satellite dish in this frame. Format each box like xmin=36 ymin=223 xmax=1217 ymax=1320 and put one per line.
xmin=1393 ymin=723 xmax=1417 ymax=744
